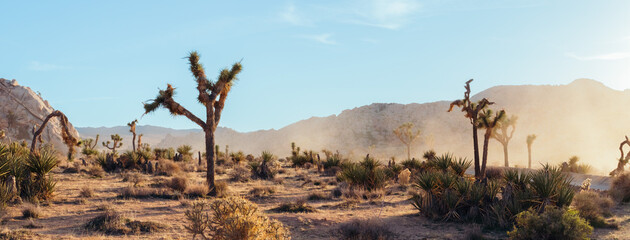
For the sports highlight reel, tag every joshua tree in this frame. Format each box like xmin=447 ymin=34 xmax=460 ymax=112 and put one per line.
xmin=81 ymin=134 xmax=99 ymax=156
xmin=137 ymin=134 xmax=143 ymax=151
xmin=143 ymin=51 xmax=242 ymax=196
xmin=30 ymin=110 xmax=80 ymax=160
xmin=448 ymin=79 xmax=494 ymax=179
xmin=526 ymin=134 xmax=537 ymax=169
xmin=393 ymin=122 xmax=421 ymax=160
xmin=103 ymin=134 xmax=123 ymax=155
xmin=491 ymin=114 xmax=517 ymax=167
xmin=127 ymin=119 xmax=138 ymax=152
xmin=478 ymin=109 xmax=505 ymax=178
xmin=610 ymin=136 xmax=630 ymax=176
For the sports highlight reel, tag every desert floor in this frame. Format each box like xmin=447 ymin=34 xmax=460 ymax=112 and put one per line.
xmin=1 ymin=161 xmax=629 ymax=240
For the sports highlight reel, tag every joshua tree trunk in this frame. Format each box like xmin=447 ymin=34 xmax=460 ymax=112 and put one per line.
xmin=481 ymin=129 xmax=491 ymax=177
xmin=503 ymin=144 xmax=509 ymax=167
xmin=30 ymin=110 xmax=79 ymax=159
xmin=472 ymin=124 xmax=481 ymax=178
xmin=407 ymin=144 xmax=411 ymax=161
xmin=205 ymin=129 xmax=216 ymax=195
xmin=128 ymin=120 xmax=138 ymax=152
xmin=527 ymin=144 xmax=532 ymax=169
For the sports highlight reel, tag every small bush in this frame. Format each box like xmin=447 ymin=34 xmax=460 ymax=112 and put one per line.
xmin=338 ymin=218 xmax=395 ymax=240
xmin=168 ymin=176 xmax=188 ymax=192
xmin=338 ymin=156 xmax=387 ymax=191
xmin=249 ymin=186 xmax=276 ymax=198
xmin=610 ymin=172 xmax=630 ymax=203
xmin=398 ymin=168 xmax=411 ymax=186
xmin=79 ymin=186 xmax=94 ymax=198
xmin=401 ymin=158 xmax=423 ymax=172
xmin=213 ymin=181 xmax=229 ymax=198
xmin=184 ymin=197 xmax=290 ymax=240
xmin=185 ymin=184 xmax=209 ymax=198
xmin=229 ymin=165 xmax=250 ymax=182
xmin=508 ymin=207 xmax=593 ymax=240
xmin=273 ymin=199 xmax=316 ymax=213
xmin=250 ymin=151 xmax=277 ymax=180
xmin=85 ymin=209 xmax=163 ymax=235
xmin=88 ymin=164 xmax=105 ymax=178
xmin=307 ymin=191 xmax=331 ymax=201
xmin=22 ymin=204 xmax=40 ymax=219
xmin=157 ymin=159 xmax=182 ymax=176
xmin=572 ymin=190 xmax=616 ymax=228
xmin=121 ymin=172 xmax=144 ymax=186
xmin=119 ymin=187 xmax=174 ymax=199
xmin=464 ymin=226 xmax=485 ymax=240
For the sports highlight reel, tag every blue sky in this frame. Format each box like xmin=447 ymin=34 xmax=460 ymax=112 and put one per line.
xmin=1 ymin=1 xmax=628 ymax=132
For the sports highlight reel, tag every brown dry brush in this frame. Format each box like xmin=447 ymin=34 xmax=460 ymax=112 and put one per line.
xmin=144 ymin=51 xmax=242 ymax=196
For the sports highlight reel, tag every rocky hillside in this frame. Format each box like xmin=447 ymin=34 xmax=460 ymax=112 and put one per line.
xmin=79 ymin=79 xmax=630 ymax=174
xmin=0 ymin=78 xmax=80 ymax=152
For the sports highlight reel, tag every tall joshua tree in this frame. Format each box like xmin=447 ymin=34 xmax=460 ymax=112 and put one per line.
xmin=127 ymin=119 xmax=138 ymax=152
xmin=30 ymin=110 xmax=80 ymax=160
xmin=491 ymin=115 xmax=517 ymax=167
xmin=526 ymin=134 xmax=537 ymax=169
xmin=143 ymin=51 xmax=242 ymax=196
xmin=393 ymin=122 xmax=421 ymax=160
xmin=448 ymin=79 xmax=494 ymax=179
xmin=103 ymin=134 xmax=123 ymax=155
xmin=478 ymin=109 xmax=505 ymax=178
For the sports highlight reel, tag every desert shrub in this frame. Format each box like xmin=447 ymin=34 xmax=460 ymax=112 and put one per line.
xmin=338 ymin=155 xmax=387 ymax=191
xmin=338 ymin=218 xmax=395 ymax=240
xmin=185 ymin=183 xmax=210 ymax=198
xmin=176 ymin=145 xmax=193 ymax=161
xmin=572 ymin=190 xmax=616 ymax=228
xmin=213 ymin=181 xmax=229 ymax=198
xmin=119 ymin=187 xmax=174 ymax=199
xmin=0 ymin=229 xmax=33 ymax=239
xmin=610 ymin=172 xmax=630 ymax=202
xmin=273 ymin=199 xmax=316 ymax=213
xmin=121 ymin=172 xmax=144 ymax=187
xmin=250 ymin=151 xmax=277 ymax=180
xmin=85 ymin=209 xmax=164 ymax=235
xmin=249 ymin=186 xmax=276 ymax=198
xmin=79 ymin=186 xmax=94 ymax=198
xmin=168 ymin=176 xmax=188 ymax=192
xmin=229 ymin=151 xmax=246 ymax=165
xmin=323 ymin=154 xmax=343 ymax=169
xmin=119 ymin=151 xmax=142 ymax=170
xmin=87 ymin=164 xmax=105 ymax=178
xmin=21 ymin=204 xmax=40 ymax=219
xmin=484 ymin=167 xmax=504 ymax=180
xmin=307 ymin=191 xmax=331 ymax=201
xmin=507 ymin=207 xmax=592 ymax=240
xmin=464 ymin=226 xmax=485 ymax=240
xmin=560 ymin=156 xmax=593 ymax=174
xmin=229 ymin=165 xmax=250 ymax=182
xmin=185 ymin=197 xmax=290 ymax=240
xmin=401 ymin=158 xmax=423 ymax=173
xmin=157 ymin=159 xmax=182 ymax=176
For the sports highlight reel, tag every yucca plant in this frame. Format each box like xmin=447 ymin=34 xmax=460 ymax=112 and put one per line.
xmin=529 ymin=164 xmax=574 ymax=213
xmin=250 ymin=151 xmax=276 ymax=180
xmin=26 ymin=148 xmax=59 ymax=177
xmin=442 ymin=189 xmax=461 ymax=221
xmin=450 ymin=157 xmax=472 ymax=177
xmin=431 ymin=153 xmax=453 ymax=172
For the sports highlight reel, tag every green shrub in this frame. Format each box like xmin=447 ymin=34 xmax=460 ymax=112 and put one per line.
xmin=508 ymin=207 xmax=592 ymax=240
xmin=273 ymin=199 xmax=316 ymax=213
xmin=338 ymin=156 xmax=388 ymax=191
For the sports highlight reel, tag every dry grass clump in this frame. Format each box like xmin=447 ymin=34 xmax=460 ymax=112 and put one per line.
xmin=307 ymin=191 xmax=331 ymax=201
xmin=572 ymin=190 xmax=616 ymax=228
xmin=464 ymin=226 xmax=485 ymax=240
xmin=610 ymin=172 xmax=630 ymax=203
xmin=84 ymin=209 xmax=164 ymax=235
xmin=229 ymin=165 xmax=250 ymax=182
xmin=0 ymin=229 xmax=33 ymax=239
xmin=338 ymin=218 xmax=395 ymax=240
xmin=213 ymin=181 xmax=229 ymax=198
xmin=21 ymin=204 xmax=41 ymax=219
xmin=87 ymin=164 xmax=105 ymax=178
xmin=249 ymin=186 xmax=276 ymax=198
xmin=157 ymin=159 xmax=182 ymax=176
xmin=119 ymin=186 xmax=174 ymax=199
xmin=121 ymin=172 xmax=145 ymax=187
xmin=273 ymin=199 xmax=316 ymax=213
xmin=79 ymin=186 xmax=94 ymax=198
xmin=184 ymin=197 xmax=290 ymax=240
xmin=168 ymin=176 xmax=188 ymax=192
xmin=185 ymin=183 xmax=210 ymax=198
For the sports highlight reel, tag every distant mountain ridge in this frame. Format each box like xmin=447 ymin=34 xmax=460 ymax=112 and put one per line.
xmin=77 ymin=79 xmax=630 ymax=174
